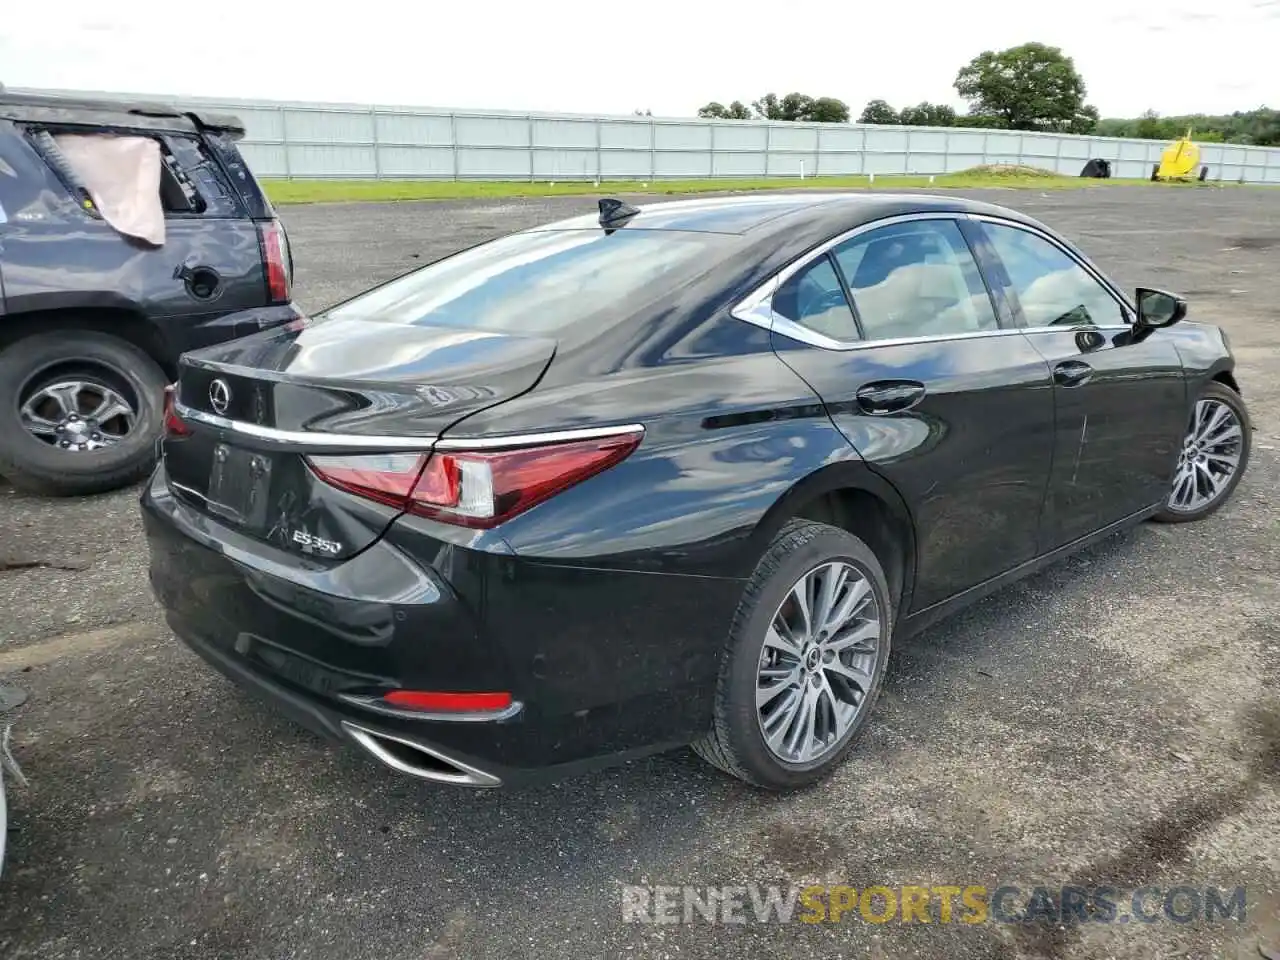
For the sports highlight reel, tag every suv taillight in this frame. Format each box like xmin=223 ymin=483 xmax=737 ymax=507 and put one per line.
xmin=306 ymin=430 xmax=642 ymax=529
xmin=259 ymin=219 xmax=292 ymax=304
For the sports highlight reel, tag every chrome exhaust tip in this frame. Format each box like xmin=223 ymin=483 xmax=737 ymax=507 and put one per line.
xmin=341 ymin=721 xmax=501 ymax=787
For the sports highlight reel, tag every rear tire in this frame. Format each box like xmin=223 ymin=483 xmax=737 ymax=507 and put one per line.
xmin=0 ymin=331 xmax=166 ymax=496
xmin=1152 ymin=381 xmax=1250 ymax=523
xmin=693 ymin=520 xmax=893 ymax=790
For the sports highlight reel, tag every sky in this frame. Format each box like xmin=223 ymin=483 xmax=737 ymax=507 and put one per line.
xmin=1 ymin=0 xmax=1276 ymax=119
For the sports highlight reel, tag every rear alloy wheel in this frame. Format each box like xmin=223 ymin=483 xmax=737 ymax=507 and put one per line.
xmin=0 ymin=331 xmax=167 ymax=496
xmin=1154 ymin=381 xmax=1250 ymax=523
xmin=693 ymin=520 xmax=893 ymax=789
xmin=756 ymin=560 xmax=881 ymax=765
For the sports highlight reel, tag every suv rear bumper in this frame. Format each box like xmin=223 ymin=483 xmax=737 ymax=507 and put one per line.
xmin=156 ymin=303 xmax=301 ymax=365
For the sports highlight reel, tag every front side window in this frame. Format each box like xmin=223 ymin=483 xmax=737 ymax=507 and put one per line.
xmin=832 ymin=219 xmax=999 ymax=341
xmin=981 ymin=223 xmax=1126 ymax=328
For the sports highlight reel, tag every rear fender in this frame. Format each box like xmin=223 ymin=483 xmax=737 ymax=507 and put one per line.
xmin=751 ymin=461 xmax=918 ymax=617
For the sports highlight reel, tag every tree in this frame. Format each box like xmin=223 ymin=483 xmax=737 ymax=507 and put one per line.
xmin=633 ymin=108 xmax=653 ymax=117
xmin=753 ymin=92 xmax=809 ymax=121
xmin=698 ymin=100 xmax=751 ymax=120
xmin=1092 ymin=107 xmax=1279 ymax=145
xmin=859 ymin=99 xmax=899 ymax=125
xmin=749 ymin=92 xmax=848 ymax=123
xmin=954 ymin=42 xmax=1098 ymax=133
xmin=898 ymin=102 xmax=957 ymax=127
xmin=806 ymin=97 xmax=851 ymax=123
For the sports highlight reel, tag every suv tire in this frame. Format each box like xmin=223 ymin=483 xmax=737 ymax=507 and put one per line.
xmin=0 ymin=331 xmax=167 ymax=496
xmin=693 ymin=519 xmax=893 ymax=790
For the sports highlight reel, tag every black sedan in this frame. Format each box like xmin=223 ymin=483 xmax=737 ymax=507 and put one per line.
xmin=142 ymin=193 xmax=1250 ymax=790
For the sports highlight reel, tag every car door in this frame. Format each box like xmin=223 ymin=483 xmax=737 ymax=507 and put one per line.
xmin=973 ymin=217 xmax=1187 ymax=551
xmin=769 ymin=215 xmax=1057 ymax=612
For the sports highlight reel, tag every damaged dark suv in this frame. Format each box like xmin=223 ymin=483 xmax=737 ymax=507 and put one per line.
xmin=0 ymin=91 xmax=297 ymax=496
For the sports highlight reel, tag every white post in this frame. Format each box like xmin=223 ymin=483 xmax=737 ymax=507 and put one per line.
xmin=869 ymin=171 xmax=875 ymax=184
xmin=799 ymin=160 xmax=805 ymax=180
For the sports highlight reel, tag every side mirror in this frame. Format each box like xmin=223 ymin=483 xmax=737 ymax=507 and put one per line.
xmin=1135 ymin=288 xmax=1187 ymax=329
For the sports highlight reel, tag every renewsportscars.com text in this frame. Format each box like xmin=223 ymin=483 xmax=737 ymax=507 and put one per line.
xmin=621 ymin=883 xmax=1248 ymax=925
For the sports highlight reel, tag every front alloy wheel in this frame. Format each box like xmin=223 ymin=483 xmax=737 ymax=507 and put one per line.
xmin=1155 ymin=380 xmax=1250 ymax=523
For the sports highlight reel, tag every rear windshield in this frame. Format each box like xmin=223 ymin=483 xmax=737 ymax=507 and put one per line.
xmin=323 ymin=229 xmax=734 ymax=334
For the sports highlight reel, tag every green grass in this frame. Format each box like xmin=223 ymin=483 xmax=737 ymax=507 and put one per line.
xmin=262 ymin=168 xmax=1242 ymax=205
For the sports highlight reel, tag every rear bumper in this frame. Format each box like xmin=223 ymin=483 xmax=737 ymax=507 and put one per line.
xmin=140 ymin=466 xmax=728 ymax=785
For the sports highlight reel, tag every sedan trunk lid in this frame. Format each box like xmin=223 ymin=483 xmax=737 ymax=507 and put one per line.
xmin=163 ymin=316 xmax=555 ymax=559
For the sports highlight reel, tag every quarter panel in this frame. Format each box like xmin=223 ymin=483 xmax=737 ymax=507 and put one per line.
xmin=493 ymin=349 xmax=860 ymax=578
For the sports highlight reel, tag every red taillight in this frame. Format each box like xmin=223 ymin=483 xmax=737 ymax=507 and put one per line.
xmin=260 ymin=219 xmax=291 ymax=304
xmin=306 ymin=429 xmax=642 ymax=528
xmin=304 ymin=453 xmax=426 ymax=508
xmin=163 ymin=384 xmax=190 ymax=438
xmin=383 ymin=690 xmax=512 ymax=713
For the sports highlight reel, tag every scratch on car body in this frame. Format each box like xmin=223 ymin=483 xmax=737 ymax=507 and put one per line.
xmin=1071 ymin=414 xmax=1088 ymax=485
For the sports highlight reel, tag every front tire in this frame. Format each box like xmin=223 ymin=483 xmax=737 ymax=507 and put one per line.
xmin=693 ymin=520 xmax=893 ymax=790
xmin=0 ymin=331 xmax=167 ymax=497
xmin=1153 ymin=380 xmax=1250 ymax=523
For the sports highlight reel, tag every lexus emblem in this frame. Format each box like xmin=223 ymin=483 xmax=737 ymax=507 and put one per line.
xmin=209 ymin=378 xmax=232 ymax=415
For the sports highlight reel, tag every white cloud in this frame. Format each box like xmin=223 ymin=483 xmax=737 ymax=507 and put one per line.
xmin=1 ymin=0 xmax=1273 ymax=118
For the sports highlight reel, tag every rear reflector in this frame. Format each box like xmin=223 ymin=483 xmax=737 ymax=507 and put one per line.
xmin=306 ymin=429 xmax=642 ymax=529
xmin=383 ymin=690 xmax=512 ymax=713
xmin=163 ymin=384 xmax=190 ymax=438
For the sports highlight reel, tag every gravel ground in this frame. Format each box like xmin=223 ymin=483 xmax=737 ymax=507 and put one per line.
xmin=1 ymin=186 xmax=1278 ymax=959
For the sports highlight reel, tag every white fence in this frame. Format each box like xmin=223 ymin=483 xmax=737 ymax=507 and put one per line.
xmin=18 ymin=89 xmax=1280 ymax=185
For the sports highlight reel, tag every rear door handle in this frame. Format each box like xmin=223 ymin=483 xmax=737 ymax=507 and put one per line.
xmin=1053 ymin=360 xmax=1094 ymax=387
xmin=855 ymin=380 xmax=927 ymax=414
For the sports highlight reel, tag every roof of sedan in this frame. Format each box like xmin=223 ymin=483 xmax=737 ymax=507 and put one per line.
xmin=531 ymin=192 xmax=1040 ymax=237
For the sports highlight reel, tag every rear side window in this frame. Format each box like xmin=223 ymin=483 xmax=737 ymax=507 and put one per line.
xmin=832 ymin=219 xmax=998 ymax=341
xmin=29 ymin=127 xmax=232 ymax=220
xmin=772 ymin=256 xmax=859 ymax=341
xmin=324 ymin=230 xmax=732 ymax=334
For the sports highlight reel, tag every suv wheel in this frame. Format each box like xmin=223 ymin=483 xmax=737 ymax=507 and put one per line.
xmin=0 ymin=331 xmax=167 ymax=496
xmin=693 ymin=519 xmax=893 ymax=789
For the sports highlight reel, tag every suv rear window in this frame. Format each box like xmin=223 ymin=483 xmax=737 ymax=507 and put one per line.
xmin=323 ymin=229 xmax=733 ymax=334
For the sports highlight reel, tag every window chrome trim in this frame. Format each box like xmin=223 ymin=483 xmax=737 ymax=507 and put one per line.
xmin=967 ymin=214 xmax=1137 ymax=317
xmin=730 ymin=212 xmax=962 ymax=342
xmin=731 ymin=211 xmax=1016 ymax=352
xmin=732 ymin=210 xmax=1139 ymax=352
xmin=1020 ymin=324 xmax=1133 ymax=335
xmin=174 ymin=401 xmax=645 ymax=452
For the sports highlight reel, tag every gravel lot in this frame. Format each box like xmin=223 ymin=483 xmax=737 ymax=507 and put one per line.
xmin=1 ymin=187 xmax=1278 ymax=959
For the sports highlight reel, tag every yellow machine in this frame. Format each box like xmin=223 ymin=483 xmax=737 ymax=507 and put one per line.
xmin=1153 ymin=130 xmax=1208 ymax=181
